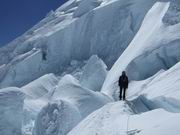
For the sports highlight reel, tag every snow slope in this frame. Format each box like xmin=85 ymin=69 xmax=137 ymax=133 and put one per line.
xmin=129 ymin=109 xmax=180 ymax=135
xmin=68 ymin=101 xmax=133 ymax=135
xmin=68 ymin=101 xmax=180 ymax=135
xmin=0 ymin=0 xmax=157 ymax=88
xmin=102 ymin=2 xmax=180 ymax=96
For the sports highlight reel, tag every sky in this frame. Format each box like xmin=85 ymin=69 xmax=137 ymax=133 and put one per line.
xmin=0 ymin=0 xmax=68 ymax=46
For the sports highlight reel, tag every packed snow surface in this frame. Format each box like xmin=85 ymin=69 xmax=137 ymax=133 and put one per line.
xmin=68 ymin=102 xmax=133 ymax=135
xmin=68 ymin=102 xmax=180 ymax=135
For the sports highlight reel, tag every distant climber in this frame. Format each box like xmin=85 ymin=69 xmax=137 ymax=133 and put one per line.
xmin=118 ymin=71 xmax=129 ymax=100
xmin=41 ymin=46 xmax=47 ymax=61
xmin=42 ymin=50 xmax=47 ymax=61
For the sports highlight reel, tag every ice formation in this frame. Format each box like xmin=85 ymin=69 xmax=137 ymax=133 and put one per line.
xmin=51 ymin=74 xmax=111 ymax=118
xmin=0 ymin=0 xmax=157 ymax=88
xmin=0 ymin=0 xmax=180 ymax=135
xmin=102 ymin=2 xmax=180 ymax=96
xmin=0 ymin=87 xmax=25 ymax=135
xmin=80 ymin=55 xmax=107 ymax=91
xmin=33 ymin=100 xmax=81 ymax=135
xmin=22 ymin=73 xmax=58 ymax=99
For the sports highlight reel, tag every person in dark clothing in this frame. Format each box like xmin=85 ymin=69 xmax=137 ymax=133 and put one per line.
xmin=42 ymin=50 xmax=47 ymax=61
xmin=118 ymin=71 xmax=129 ymax=100
xmin=41 ymin=46 xmax=47 ymax=61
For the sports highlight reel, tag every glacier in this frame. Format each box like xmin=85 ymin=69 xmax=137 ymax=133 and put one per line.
xmin=1 ymin=0 xmax=180 ymax=135
xmin=0 ymin=0 xmax=158 ymax=88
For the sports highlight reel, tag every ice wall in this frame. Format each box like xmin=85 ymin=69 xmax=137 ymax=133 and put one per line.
xmin=0 ymin=87 xmax=25 ymax=135
xmin=80 ymin=55 xmax=107 ymax=91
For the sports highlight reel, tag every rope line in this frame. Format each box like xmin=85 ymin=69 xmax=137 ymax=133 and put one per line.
xmin=126 ymin=114 xmax=130 ymax=135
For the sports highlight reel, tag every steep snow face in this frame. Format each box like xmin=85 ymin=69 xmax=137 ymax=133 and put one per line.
xmin=0 ymin=0 xmax=157 ymax=88
xmin=33 ymin=100 xmax=81 ymax=135
xmin=102 ymin=2 xmax=180 ymax=96
xmin=22 ymin=73 xmax=58 ymax=99
xmin=51 ymin=74 xmax=111 ymax=118
xmin=80 ymin=55 xmax=107 ymax=91
xmin=0 ymin=87 xmax=25 ymax=135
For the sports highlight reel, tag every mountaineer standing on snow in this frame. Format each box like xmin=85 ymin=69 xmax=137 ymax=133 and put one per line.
xmin=118 ymin=71 xmax=129 ymax=100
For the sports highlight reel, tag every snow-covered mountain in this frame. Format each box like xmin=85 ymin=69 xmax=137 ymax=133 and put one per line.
xmin=0 ymin=0 xmax=158 ymax=88
xmin=1 ymin=0 xmax=180 ymax=135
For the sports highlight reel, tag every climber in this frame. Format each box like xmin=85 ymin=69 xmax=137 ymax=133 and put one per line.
xmin=41 ymin=46 xmax=47 ymax=61
xmin=118 ymin=71 xmax=129 ymax=101
xmin=42 ymin=49 xmax=47 ymax=60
